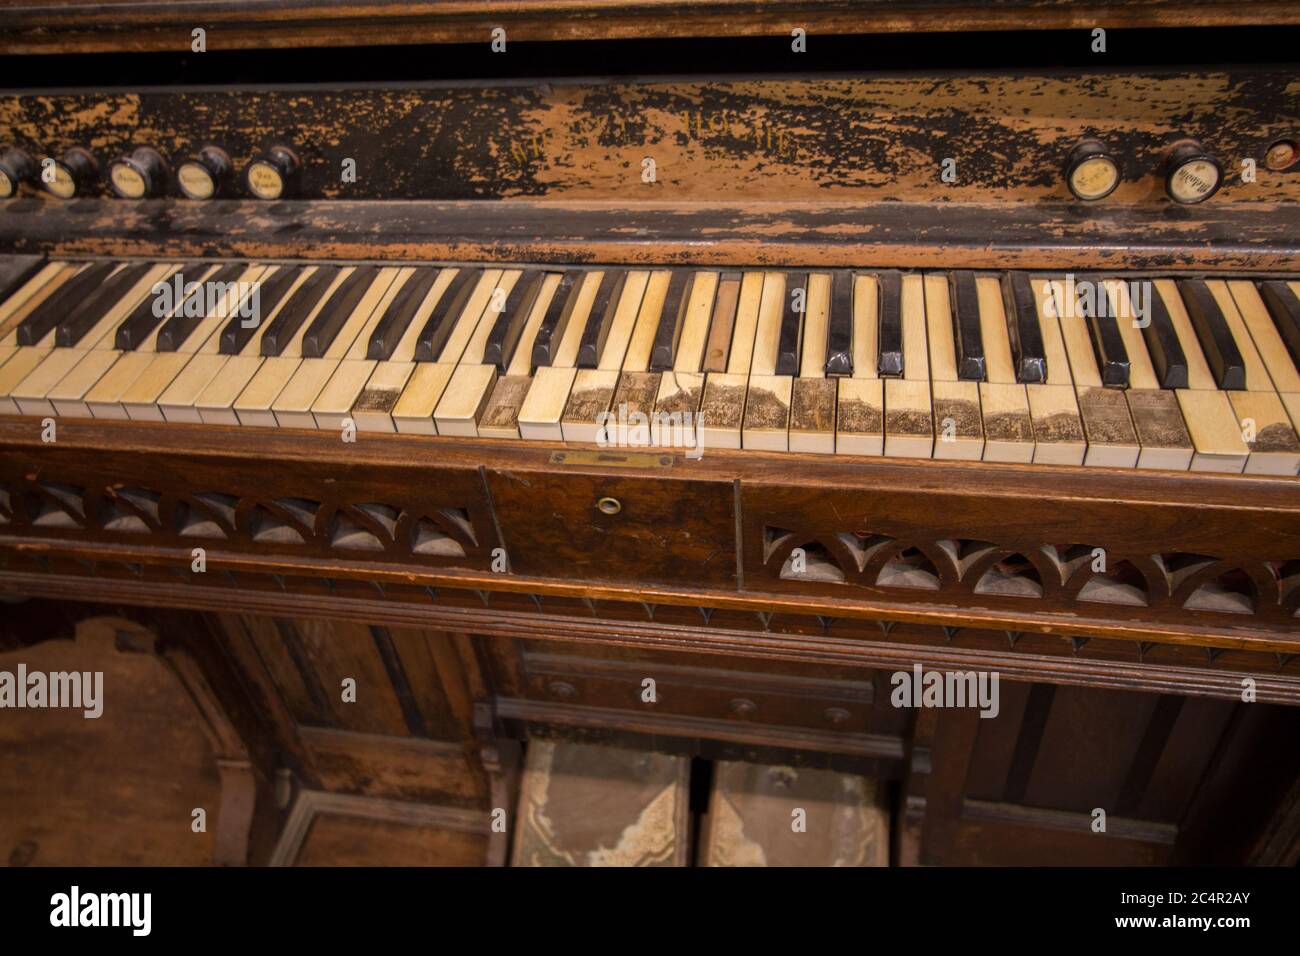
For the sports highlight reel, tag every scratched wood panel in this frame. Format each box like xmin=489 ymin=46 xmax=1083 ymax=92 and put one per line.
xmin=293 ymin=814 xmax=486 ymax=866
xmin=0 ymin=638 xmax=220 ymax=865
xmin=1 ymin=1 xmax=1297 ymax=53
xmin=0 ymin=70 xmax=1296 ymax=203
xmin=2 ymin=199 xmax=1297 ymax=271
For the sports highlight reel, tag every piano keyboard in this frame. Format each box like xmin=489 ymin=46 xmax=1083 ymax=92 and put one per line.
xmin=2 ymin=259 xmax=1299 ymax=475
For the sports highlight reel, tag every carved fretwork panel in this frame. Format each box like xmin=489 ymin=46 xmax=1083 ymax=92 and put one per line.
xmin=0 ymin=448 xmax=497 ymax=572
xmin=742 ymin=484 xmax=1300 ymax=634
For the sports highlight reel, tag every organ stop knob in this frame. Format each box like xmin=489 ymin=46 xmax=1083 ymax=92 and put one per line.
xmin=1165 ymin=141 xmax=1223 ymax=204
xmin=177 ymin=146 xmax=232 ymax=200
xmin=109 ymin=147 xmax=168 ymax=198
xmin=42 ymin=147 xmax=98 ymax=199
xmin=0 ymin=147 xmax=35 ymax=198
xmin=245 ymin=146 xmax=300 ymax=200
xmin=1064 ymin=139 xmax=1120 ymax=202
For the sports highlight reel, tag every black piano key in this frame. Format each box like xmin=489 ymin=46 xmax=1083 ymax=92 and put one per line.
xmin=366 ymin=267 xmax=440 ymax=360
xmin=1003 ymin=272 xmax=1046 ymax=383
xmin=576 ymin=270 xmax=626 ymax=369
xmin=649 ymin=270 xmax=694 ymax=371
xmin=115 ymin=261 xmax=204 ymax=350
xmin=16 ymin=260 xmax=117 ymax=346
xmin=1086 ymin=308 xmax=1131 ymax=388
xmin=484 ymin=270 xmax=545 ymax=372
xmin=1178 ymin=278 xmax=1246 ymax=391
xmin=259 ymin=265 xmax=340 ymax=357
xmin=55 ymin=261 xmax=153 ymax=347
xmin=824 ymin=270 xmax=853 ymax=377
xmin=219 ymin=265 xmax=302 ymax=355
xmin=950 ymin=271 xmax=986 ymax=381
xmin=1141 ymin=286 xmax=1189 ymax=389
xmin=0 ymin=256 xmax=46 ymax=305
xmin=530 ymin=270 xmax=584 ymax=368
xmin=413 ymin=267 xmax=481 ymax=363
xmin=877 ymin=270 xmax=904 ymax=377
xmin=156 ymin=262 xmax=246 ymax=352
xmin=775 ymin=272 xmax=806 ymax=376
xmin=300 ymin=265 xmax=380 ymax=358
xmin=1258 ymin=280 xmax=1300 ymax=370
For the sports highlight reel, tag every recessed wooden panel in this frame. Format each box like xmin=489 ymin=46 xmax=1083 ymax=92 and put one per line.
xmin=299 ymin=726 xmax=483 ymax=808
xmin=487 ymin=470 xmax=736 ymax=587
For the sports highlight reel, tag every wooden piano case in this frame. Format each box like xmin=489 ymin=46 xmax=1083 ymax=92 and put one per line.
xmin=1 ymin=11 xmax=1298 ymax=867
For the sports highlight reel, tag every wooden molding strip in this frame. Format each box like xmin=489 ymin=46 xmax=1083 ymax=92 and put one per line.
xmin=2 ymin=200 xmax=1297 ymax=271
xmin=3 ymin=569 xmax=1299 ymax=702
xmin=495 ymin=695 xmax=905 ymax=758
xmin=3 ymin=2 xmax=1298 ymax=53
xmin=962 ymin=797 xmax=1178 ymax=844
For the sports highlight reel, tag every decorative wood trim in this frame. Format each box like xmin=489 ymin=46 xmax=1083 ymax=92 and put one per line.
xmin=3 ymin=568 xmax=1299 ymax=703
xmin=1 ymin=419 xmax=1298 ymax=652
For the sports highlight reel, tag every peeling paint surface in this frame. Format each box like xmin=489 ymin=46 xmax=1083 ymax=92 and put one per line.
xmin=0 ymin=70 xmax=1296 ymax=204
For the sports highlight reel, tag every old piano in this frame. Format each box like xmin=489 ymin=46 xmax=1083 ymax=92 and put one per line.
xmin=0 ymin=1 xmax=1297 ymax=869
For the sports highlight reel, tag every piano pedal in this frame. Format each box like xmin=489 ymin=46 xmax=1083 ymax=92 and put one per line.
xmin=699 ymin=761 xmax=889 ymax=867
xmin=510 ymin=741 xmax=691 ymax=867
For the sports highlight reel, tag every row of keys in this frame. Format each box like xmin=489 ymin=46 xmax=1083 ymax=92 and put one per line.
xmin=0 ymin=258 xmax=1298 ymax=474
xmin=0 ymin=145 xmax=299 ymax=201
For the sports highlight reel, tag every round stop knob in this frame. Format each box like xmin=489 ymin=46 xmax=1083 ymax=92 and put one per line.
xmin=177 ymin=145 xmax=232 ymax=200
xmin=1165 ymin=141 xmax=1223 ymax=205
xmin=109 ymin=147 xmax=168 ymax=198
xmin=0 ymin=148 xmax=35 ymax=199
xmin=42 ymin=147 xmax=98 ymax=199
xmin=245 ymin=146 xmax=300 ymax=200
